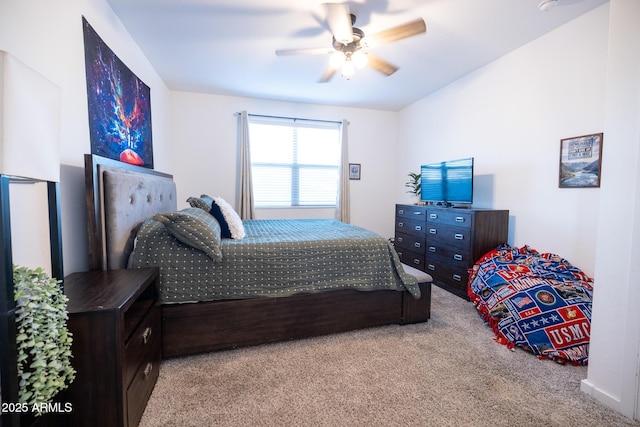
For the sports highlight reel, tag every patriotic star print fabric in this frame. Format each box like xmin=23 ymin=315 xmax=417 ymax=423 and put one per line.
xmin=468 ymin=245 xmax=593 ymax=365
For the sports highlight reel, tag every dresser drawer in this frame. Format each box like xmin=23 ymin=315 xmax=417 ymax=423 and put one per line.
xmin=396 ymin=204 xmax=427 ymax=221
xmin=126 ymin=341 xmax=161 ymax=427
xmin=124 ymin=305 xmax=161 ymax=388
xmin=424 ymin=261 xmax=469 ymax=291
xmin=426 ymin=224 xmax=471 ymax=251
xmin=395 ymin=247 xmax=425 ymax=270
xmin=426 ymin=209 xmax=472 ymax=228
xmin=395 ymin=217 xmax=427 ymax=237
xmin=395 ymin=231 xmax=426 ymax=253
xmin=425 ymin=245 xmax=471 ymax=267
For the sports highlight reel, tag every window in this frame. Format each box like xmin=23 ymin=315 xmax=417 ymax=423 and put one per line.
xmin=248 ymin=115 xmax=341 ymax=208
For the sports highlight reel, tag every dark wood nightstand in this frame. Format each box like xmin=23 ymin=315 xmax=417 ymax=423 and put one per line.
xmin=61 ymin=268 xmax=161 ymax=427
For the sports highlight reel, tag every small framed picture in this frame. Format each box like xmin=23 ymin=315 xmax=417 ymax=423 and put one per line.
xmin=349 ymin=163 xmax=361 ymax=180
xmin=559 ymin=133 xmax=603 ymax=188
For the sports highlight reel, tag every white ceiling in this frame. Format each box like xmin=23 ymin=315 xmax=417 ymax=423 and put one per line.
xmin=107 ymin=0 xmax=609 ymax=111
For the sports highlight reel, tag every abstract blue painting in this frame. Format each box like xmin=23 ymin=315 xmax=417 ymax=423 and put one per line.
xmin=83 ymin=17 xmax=154 ymax=168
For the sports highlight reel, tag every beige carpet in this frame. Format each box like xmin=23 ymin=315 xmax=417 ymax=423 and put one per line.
xmin=140 ymin=285 xmax=639 ymax=427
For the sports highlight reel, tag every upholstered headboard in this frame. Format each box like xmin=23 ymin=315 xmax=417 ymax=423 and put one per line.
xmin=85 ymin=154 xmax=177 ymax=270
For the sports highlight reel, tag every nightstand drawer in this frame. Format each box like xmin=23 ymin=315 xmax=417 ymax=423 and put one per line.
xmin=126 ymin=341 xmax=161 ymax=427
xmin=124 ymin=284 xmax=158 ymax=342
xmin=124 ymin=305 xmax=161 ymax=387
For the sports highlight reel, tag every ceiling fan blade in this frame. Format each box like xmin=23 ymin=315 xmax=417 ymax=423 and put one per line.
xmin=363 ymin=18 xmax=426 ymax=49
xmin=318 ymin=67 xmax=338 ymax=83
xmin=276 ymin=47 xmax=335 ymax=56
xmin=367 ymin=53 xmax=398 ymax=76
xmin=323 ymin=3 xmax=353 ymax=45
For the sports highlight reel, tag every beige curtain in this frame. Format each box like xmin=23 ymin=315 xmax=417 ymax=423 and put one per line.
xmin=335 ymin=119 xmax=350 ymax=223
xmin=238 ymin=111 xmax=255 ymax=219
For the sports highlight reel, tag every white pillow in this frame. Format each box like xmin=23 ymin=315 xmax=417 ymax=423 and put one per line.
xmin=212 ymin=196 xmax=246 ymax=239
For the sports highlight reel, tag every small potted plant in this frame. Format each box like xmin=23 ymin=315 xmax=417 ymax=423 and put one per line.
xmin=13 ymin=265 xmax=75 ymax=414
xmin=405 ymin=172 xmax=421 ymax=204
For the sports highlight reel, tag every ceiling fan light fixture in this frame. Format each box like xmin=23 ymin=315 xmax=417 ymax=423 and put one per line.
xmin=538 ymin=0 xmax=558 ymax=12
xmin=278 ymin=6 xmax=426 ymax=83
xmin=329 ymin=51 xmax=346 ymax=69
xmin=352 ymin=50 xmax=368 ymax=69
xmin=341 ymin=58 xmax=355 ymax=78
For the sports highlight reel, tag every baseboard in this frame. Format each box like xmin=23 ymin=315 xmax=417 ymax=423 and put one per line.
xmin=580 ymin=378 xmax=626 ymax=415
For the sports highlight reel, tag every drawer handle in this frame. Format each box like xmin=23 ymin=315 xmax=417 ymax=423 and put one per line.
xmin=428 ymin=246 xmax=436 ymax=252
xmin=415 ymin=225 xmax=422 ymax=231
xmin=414 ymin=242 xmax=422 ymax=248
xmin=398 ymin=209 xmax=404 ymax=215
xmin=454 ymin=234 xmax=464 ymax=240
xmin=144 ymin=362 xmax=153 ymax=380
xmin=453 ymin=274 xmax=462 ymax=282
xmin=413 ymin=259 xmax=421 ymax=265
xmin=142 ymin=326 xmax=152 ymax=344
xmin=413 ymin=211 xmax=422 ymax=215
xmin=453 ymin=254 xmax=463 ymax=261
xmin=398 ymin=222 xmax=404 ymax=228
xmin=427 ymin=264 xmax=435 ymax=271
xmin=397 ymin=251 xmax=403 ymax=257
xmin=429 ymin=213 xmax=437 ymax=219
xmin=397 ymin=236 xmax=404 ymax=243
xmin=429 ymin=229 xmax=437 ymax=234
xmin=455 ymin=216 xmax=465 ymax=223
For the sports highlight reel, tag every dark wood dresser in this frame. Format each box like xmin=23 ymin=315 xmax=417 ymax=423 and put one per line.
xmin=395 ymin=204 xmax=509 ymax=298
xmin=61 ymin=268 xmax=161 ymax=427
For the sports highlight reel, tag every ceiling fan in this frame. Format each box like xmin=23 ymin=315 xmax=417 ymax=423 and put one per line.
xmin=538 ymin=0 xmax=590 ymax=12
xmin=275 ymin=3 xmax=426 ymax=82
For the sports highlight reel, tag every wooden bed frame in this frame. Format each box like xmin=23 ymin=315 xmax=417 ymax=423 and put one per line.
xmin=84 ymin=154 xmax=431 ymax=358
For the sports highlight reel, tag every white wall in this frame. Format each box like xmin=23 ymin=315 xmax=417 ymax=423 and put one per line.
xmin=398 ymin=1 xmax=640 ymax=419
xmin=581 ymin=0 xmax=640 ymax=419
xmin=169 ymin=91 xmax=399 ymax=238
xmin=0 ymin=0 xmax=173 ymax=274
xmin=397 ymin=5 xmax=610 ymax=278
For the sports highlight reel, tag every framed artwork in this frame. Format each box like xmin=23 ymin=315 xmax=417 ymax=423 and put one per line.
xmin=349 ymin=163 xmax=361 ymax=180
xmin=559 ymin=133 xmax=603 ymax=188
xmin=83 ymin=17 xmax=154 ymax=168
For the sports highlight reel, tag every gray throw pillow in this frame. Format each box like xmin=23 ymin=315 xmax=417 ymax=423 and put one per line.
xmin=153 ymin=207 xmax=223 ymax=261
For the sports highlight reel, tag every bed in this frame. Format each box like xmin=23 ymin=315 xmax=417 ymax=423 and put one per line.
xmin=467 ymin=245 xmax=593 ymax=365
xmin=84 ymin=154 xmax=432 ymax=358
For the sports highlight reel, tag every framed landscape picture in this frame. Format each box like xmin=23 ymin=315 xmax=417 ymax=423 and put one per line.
xmin=349 ymin=163 xmax=361 ymax=180
xmin=559 ymin=133 xmax=603 ymax=188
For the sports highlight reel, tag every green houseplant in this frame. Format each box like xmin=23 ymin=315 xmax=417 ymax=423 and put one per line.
xmin=405 ymin=172 xmax=421 ymax=204
xmin=13 ymin=265 xmax=75 ymax=411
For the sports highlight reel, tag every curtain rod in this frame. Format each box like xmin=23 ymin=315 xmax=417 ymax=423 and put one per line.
xmin=237 ymin=112 xmax=345 ymax=125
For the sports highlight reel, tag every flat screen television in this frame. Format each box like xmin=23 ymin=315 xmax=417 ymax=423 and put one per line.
xmin=420 ymin=157 xmax=474 ymax=206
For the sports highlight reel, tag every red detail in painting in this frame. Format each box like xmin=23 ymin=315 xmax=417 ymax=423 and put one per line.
xmin=120 ymin=149 xmax=144 ymax=165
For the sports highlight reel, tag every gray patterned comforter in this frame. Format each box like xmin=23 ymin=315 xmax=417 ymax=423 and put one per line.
xmin=130 ymin=218 xmax=420 ymax=303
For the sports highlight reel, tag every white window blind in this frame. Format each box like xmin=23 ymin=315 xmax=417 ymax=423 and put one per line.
xmin=248 ymin=115 xmax=341 ymax=208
